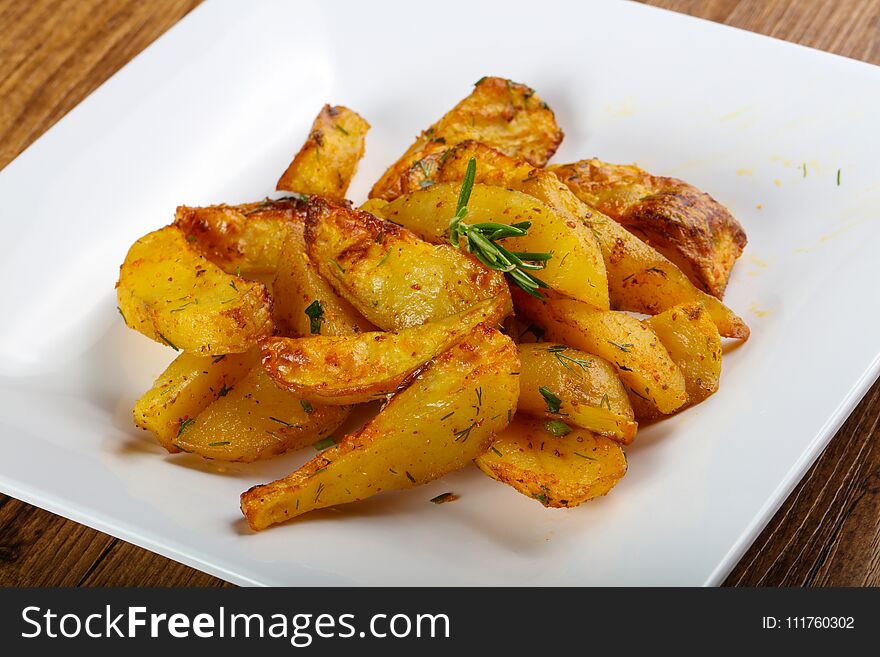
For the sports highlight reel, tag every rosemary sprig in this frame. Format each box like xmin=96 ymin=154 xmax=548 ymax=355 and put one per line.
xmin=448 ymin=158 xmax=552 ymax=298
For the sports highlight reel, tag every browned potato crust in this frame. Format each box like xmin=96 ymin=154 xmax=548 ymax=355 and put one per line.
xmin=633 ymin=302 xmax=723 ymax=420
xmin=276 ymin=105 xmax=370 ymax=200
xmin=514 ymin=289 xmax=688 ymax=415
xmin=116 ymin=226 xmax=274 ymax=355
xmin=548 ymin=160 xmax=747 ymax=298
xmin=174 ymin=366 xmax=349 ymax=462
xmin=370 ymin=77 xmax=563 ymax=200
xmin=304 ymin=198 xmax=511 ymax=330
xmin=475 ymin=416 xmax=627 ymax=507
xmin=241 ymin=325 xmax=520 ymax=529
xmin=133 ymin=349 xmax=259 ymax=452
xmin=389 ymin=141 xmax=748 ymax=339
xmin=174 ymin=197 xmax=309 ymax=277
xmin=271 ymin=219 xmax=375 ymax=338
xmin=260 ymin=298 xmax=507 ymax=405
xmin=516 ymin=343 xmax=637 ymax=444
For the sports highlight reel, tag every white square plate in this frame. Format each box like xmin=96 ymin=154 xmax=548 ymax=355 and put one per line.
xmin=2 ymin=0 xmax=879 ymax=586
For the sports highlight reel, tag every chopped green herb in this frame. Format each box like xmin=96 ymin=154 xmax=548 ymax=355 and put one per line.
xmin=208 ymin=441 xmax=230 ymax=447
xmin=218 ymin=384 xmax=232 ymax=397
xmin=268 ymin=416 xmax=296 ymax=428
xmin=600 ymin=392 xmax=611 ymax=411
xmin=547 ymin=345 xmax=592 ymax=374
xmin=405 ymin=471 xmax=416 ymax=483
xmin=418 ymin=179 xmax=435 ymax=188
xmin=334 ymin=123 xmax=350 ymax=136
xmin=176 ymin=417 xmax=195 ymax=438
xmin=574 ymin=451 xmax=597 ymax=461
xmin=538 ymin=386 xmax=563 ymax=414
xmin=229 ymin=280 xmax=237 ymax=292
xmin=312 ymin=436 xmax=335 ymax=451
xmin=211 ymin=355 xmax=226 ymax=364
xmin=803 ymin=162 xmax=807 ymax=177
xmin=314 ymin=482 xmax=325 ymax=503
xmin=490 ymin=446 xmax=503 ymax=457
xmin=430 ymin=492 xmax=458 ymax=504
xmin=837 ymin=169 xmax=841 ymax=186
xmin=158 ymin=333 xmax=179 ymax=351
xmin=300 ymin=399 xmax=313 ymax=414
xmin=187 ymin=234 xmax=197 ymax=242
xmin=439 ymin=411 xmax=455 ymax=421
xmin=304 ymin=299 xmax=324 ymax=334
xmin=376 ymin=250 xmax=392 ymax=267
xmin=544 ymin=419 xmax=572 ymax=437
xmin=607 ymin=340 xmax=633 ymax=353
xmin=330 ymin=259 xmax=346 ymax=275
xmin=453 ymin=421 xmax=477 ymax=442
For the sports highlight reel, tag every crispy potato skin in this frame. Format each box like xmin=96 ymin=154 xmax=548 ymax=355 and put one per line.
xmin=370 ymin=183 xmax=609 ymax=310
xmin=392 ymin=141 xmax=748 ymax=339
xmin=475 ymin=416 xmax=627 ymax=507
xmin=116 ymin=226 xmax=274 ymax=354
xmin=516 ymin=343 xmax=637 ymax=444
xmin=174 ymin=366 xmax=348 ymax=462
xmin=260 ymin=298 xmax=507 ymax=405
xmin=272 ymin=219 xmax=375 ymax=337
xmin=305 ymin=198 xmax=511 ymax=330
xmin=634 ymin=302 xmax=722 ymax=420
xmin=370 ymin=77 xmax=563 ymax=200
xmin=174 ymin=197 xmax=309 ymax=277
xmin=514 ymin=289 xmax=688 ymax=415
xmin=241 ymin=325 xmax=520 ymax=529
xmin=548 ymin=160 xmax=747 ymax=298
xmin=277 ymin=105 xmax=370 ymax=200
xmin=133 ymin=350 xmax=259 ymax=452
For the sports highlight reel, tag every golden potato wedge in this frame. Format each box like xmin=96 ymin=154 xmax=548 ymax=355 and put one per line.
xmin=133 ymin=349 xmax=259 ymax=452
xmin=549 ymin=159 xmax=747 ymax=298
xmin=272 ymin=220 xmax=375 ymax=337
xmin=368 ymin=183 xmax=609 ymax=310
xmin=116 ymin=226 xmax=274 ymax=355
xmin=514 ymin=289 xmax=688 ymax=415
xmin=240 ymin=325 xmax=520 ymax=529
xmin=174 ymin=366 xmax=349 ymax=462
xmin=475 ymin=416 xmax=627 ymax=507
xmin=643 ymin=302 xmax=722 ymax=414
xmin=305 ymin=198 xmax=511 ymax=330
xmin=261 ymin=297 xmax=507 ymax=405
xmin=389 ymin=141 xmax=748 ymax=339
xmin=174 ymin=197 xmax=308 ymax=277
xmin=277 ymin=105 xmax=370 ymax=200
xmin=516 ymin=343 xmax=637 ymax=444
xmin=370 ymin=77 xmax=563 ymax=200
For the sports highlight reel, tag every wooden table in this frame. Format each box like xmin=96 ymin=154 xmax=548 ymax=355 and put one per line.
xmin=1 ymin=0 xmax=878 ymax=587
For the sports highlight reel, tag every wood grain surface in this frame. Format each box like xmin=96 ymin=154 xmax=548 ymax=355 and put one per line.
xmin=0 ymin=0 xmax=878 ymax=587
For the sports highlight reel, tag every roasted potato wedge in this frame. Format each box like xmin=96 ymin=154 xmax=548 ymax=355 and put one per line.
xmin=367 ymin=183 xmax=609 ymax=310
xmin=305 ymin=198 xmax=511 ymax=330
xmin=637 ymin=302 xmax=722 ymax=419
xmin=388 ymin=141 xmax=748 ymax=339
xmin=370 ymin=77 xmax=562 ymax=200
xmin=272 ymin=220 xmax=375 ymax=337
xmin=548 ymin=159 xmax=747 ymax=298
xmin=174 ymin=197 xmax=308 ymax=277
xmin=116 ymin=226 xmax=274 ymax=354
xmin=516 ymin=343 xmax=637 ymax=444
xmin=475 ymin=416 xmax=627 ymax=507
xmin=241 ymin=325 xmax=520 ymax=529
xmin=261 ymin=297 xmax=507 ymax=405
xmin=133 ymin=349 xmax=259 ymax=452
xmin=174 ymin=366 xmax=349 ymax=462
xmin=276 ymin=105 xmax=370 ymax=200
xmin=514 ymin=289 xmax=687 ymax=415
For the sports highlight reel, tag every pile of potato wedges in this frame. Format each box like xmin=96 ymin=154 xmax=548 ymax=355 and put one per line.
xmin=116 ymin=77 xmax=748 ymax=530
